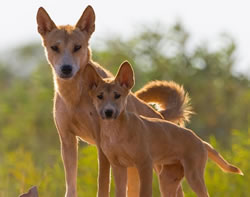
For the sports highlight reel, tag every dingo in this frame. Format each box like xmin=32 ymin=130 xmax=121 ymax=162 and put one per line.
xmin=36 ymin=5 xmax=192 ymax=197
xmin=85 ymin=61 xmax=243 ymax=197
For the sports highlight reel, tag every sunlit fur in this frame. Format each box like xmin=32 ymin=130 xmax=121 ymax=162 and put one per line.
xmin=135 ymin=80 xmax=193 ymax=126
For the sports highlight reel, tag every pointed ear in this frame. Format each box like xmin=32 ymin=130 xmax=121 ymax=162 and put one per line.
xmin=115 ymin=61 xmax=135 ymax=90
xmin=83 ymin=64 xmax=102 ymax=90
xmin=36 ymin=7 xmax=57 ymax=36
xmin=75 ymin=5 xmax=95 ymax=36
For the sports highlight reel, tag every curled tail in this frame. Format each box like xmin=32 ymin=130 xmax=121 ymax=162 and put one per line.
xmin=135 ymin=80 xmax=192 ymax=126
xmin=204 ymin=142 xmax=243 ymax=175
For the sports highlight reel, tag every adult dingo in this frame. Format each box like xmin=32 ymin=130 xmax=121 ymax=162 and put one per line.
xmin=36 ymin=5 xmax=192 ymax=197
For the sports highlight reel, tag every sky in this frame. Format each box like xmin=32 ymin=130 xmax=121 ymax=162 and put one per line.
xmin=0 ymin=0 xmax=249 ymax=74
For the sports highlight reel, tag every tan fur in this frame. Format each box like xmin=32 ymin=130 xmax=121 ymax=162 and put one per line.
xmin=135 ymin=80 xmax=193 ymax=126
xmin=37 ymin=5 xmax=191 ymax=197
xmin=86 ymin=62 xmax=243 ymax=197
xmin=203 ymin=142 xmax=242 ymax=174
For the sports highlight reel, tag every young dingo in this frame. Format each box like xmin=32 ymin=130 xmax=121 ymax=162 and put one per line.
xmin=36 ymin=5 xmax=192 ymax=197
xmin=85 ymin=61 xmax=243 ymax=197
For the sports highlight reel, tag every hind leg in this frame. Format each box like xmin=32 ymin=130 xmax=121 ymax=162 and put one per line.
xmin=183 ymin=158 xmax=209 ymax=197
xmin=157 ymin=163 xmax=184 ymax=197
xmin=185 ymin=171 xmax=209 ymax=197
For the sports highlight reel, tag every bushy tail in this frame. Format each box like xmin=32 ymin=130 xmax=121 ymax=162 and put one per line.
xmin=204 ymin=142 xmax=243 ymax=175
xmin=135 ymin=80 xmax=193 ymax=126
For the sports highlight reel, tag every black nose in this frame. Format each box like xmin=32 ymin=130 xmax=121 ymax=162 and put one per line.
xmin=105 ymin=109 xmax=113 ymax=118
xmin=61 ymin=65 xmax=72 ymax=75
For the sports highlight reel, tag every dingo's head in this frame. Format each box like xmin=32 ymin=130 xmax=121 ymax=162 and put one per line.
xmin=36 ymin=6 xmax=95 ymax=79
xmin=84 ymin=61 xmax=135 ymax=119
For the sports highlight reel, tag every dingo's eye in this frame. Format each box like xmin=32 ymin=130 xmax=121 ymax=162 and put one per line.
xmin=97 ymin=94 xmax=103 ymax=100
xmin=114 ymin=92 xmax=121 ymax=99
xmin=51 ymin=46 xmax=59 ymax=52
xmin=73 ymin=45 xmax=82 ymax=52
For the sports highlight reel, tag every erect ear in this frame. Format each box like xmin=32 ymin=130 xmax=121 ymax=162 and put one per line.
xmin=83 ymin=64 xmax=102 ymax=90
xmin=75 ymin=5 xmax=95 ymax=36
xmin=115 ymin=61 xmax=135 ymax=90
xmin=36 ymin=7 xmax=57 ymax=36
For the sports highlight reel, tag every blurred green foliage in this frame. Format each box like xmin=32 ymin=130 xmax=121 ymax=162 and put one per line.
xmin=0 ymin=23 xmax=249 ymax=196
